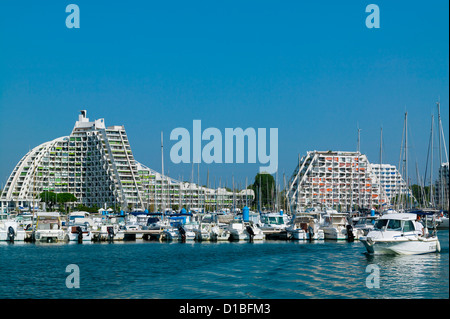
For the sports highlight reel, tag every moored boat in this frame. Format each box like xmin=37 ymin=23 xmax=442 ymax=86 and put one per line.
xmin=0 ymin=213 xmax=26 ymax=242
xmin=360 ymin=212 xmax=441 ymax=255
xmin=286 ymin=213 xmax=324 ymax=240
xmin=33 ymin=212 xmax=67 ymax=242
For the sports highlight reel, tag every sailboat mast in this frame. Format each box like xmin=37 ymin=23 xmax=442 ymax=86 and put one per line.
xmin=405 ymin=112 xmax=409 ymax=210
xmin=379 ymin=127 xmax=383 ymax=210
xmin=430 ymin=114 xmax=434 ymax=207
xmin=161 ymin=131 xmax=165 ymax=213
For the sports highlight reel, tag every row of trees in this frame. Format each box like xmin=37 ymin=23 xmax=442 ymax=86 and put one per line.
xmin=38 ymin=191 xmax=77 ymax=213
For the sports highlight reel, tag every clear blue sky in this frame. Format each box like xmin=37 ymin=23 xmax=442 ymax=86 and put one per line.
xmin=0 ymin=0 xmax=448 ymax=189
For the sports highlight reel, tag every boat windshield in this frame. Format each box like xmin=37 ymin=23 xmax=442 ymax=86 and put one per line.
xmin=374 ymin=219 xmax=402 ymax=231
xmin=261 ymin=216 xmax=283 ymax=225
xmin=374 ymin=219 xmax=387 ymax=230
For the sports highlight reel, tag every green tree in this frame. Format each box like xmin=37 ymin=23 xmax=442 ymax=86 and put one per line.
xmin=56 ymin=193 xmax=77 ymax=213
xmin=249 ymin=173 xmax=276 ymax=211
xmin=39 ymin=191 xmax=58 ymax=210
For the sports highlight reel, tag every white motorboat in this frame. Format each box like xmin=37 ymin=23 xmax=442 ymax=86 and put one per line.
xmin=145 ymin=213 xmax=171 ymax=231
xmin=97 ymin=223 xmax=125 ymax=241
xmin=67 ymin=211 xmax=94 ymax=227
xmin=67 ymin=223 xmax=93 ymax=242
xmin=353 ymin=215 xmax=378 ymax=238
xmin=161 ymin=225 xmax=196 ymax=242
xmin=210 ymin=224 xmax=231 ymax=241
xmin=33 ymin=212 xmax=67 ymax=242
xmin=0 ymin=213 xmax=26 ymax=242
xmin=15 ymin=212 xmax=34 ymax=230
xmin=193 ymin=222 xmax=214 ymax=241
xmin=320 ymin=211 xmax=354 ymax=240
xmin=360 ymin=213 xmax=441 ymax=255
xmin=259 ymin=212 xmax=290 ymax=231
xmin=228 ymin=220 xmax=264 ymax=242
xmin=286 ymin=214 xmax=324 ymax=240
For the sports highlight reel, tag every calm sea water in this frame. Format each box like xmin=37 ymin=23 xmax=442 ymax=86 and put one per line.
xmin=0 ymin=230 xmax=448 ymax=299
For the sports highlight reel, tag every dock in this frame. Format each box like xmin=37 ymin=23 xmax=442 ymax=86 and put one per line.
xmin=23 ymin=228 xmax=288 ymax=242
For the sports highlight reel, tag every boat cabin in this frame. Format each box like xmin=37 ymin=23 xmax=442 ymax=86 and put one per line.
xmin=373 ymin=213 xmax=418 ymax=233
xmin=36 ymin=212 xmax=62 ymax=230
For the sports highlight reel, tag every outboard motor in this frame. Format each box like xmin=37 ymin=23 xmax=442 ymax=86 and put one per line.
xmin=307 ymin=226 xmax=314 ymax=242
xmin=107 ymin=226 xmax=115 ymax=242
xmin=246 ymin=225 xmax=255 ymax=242
xmin=346 ymin=225 xmax=355 ymax=242
xmin=178 ymin=225 xmax=186 ymax=243
xmin=76 ymin=226 xmax=83 ymax=243
xmin=7 ymin=226 xmax=15 ymax=243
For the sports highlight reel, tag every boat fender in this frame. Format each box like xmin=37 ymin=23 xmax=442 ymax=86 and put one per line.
xmin=346 ymin=225 xmax=355 ymax=242
xmin=436 ymin=240 xmax=441 ymax=253
xmin=8 ymin=226 xmax=15 ymax=243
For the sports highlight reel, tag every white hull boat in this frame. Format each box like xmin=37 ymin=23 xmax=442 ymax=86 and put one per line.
xmin=286 ymin=214 xmax=324 ymax=240
xmin=360 ymin=213 xmax=441 ymax=255
xmin=34 ymin=212 xmax=67 ymax=242
xmin=162 ymin=226 xmax=196 ymax=242
xmin=361 ymin=236 xmax=440 ymax=255
xmin=289 ymin=228 xmax=324 ymax=240
xmin=210 ymin=225 xmax=230 ymax=241
xmin=67 ymin=225 xmax=93 ymax=242
xmin=228 ymin=221 xmax=264 ymax=241
xmin=193 ymin=222 xmax=215 ymax=241
xmin=322 ymin=226 xmax=347 ymax=240
xmin=0 ymin=220 xmax=26 ymax=241
xmin=97 ymin=224 xmax=125 ymax=241
xmin=321 ymin=212 xmax=354 ymax=240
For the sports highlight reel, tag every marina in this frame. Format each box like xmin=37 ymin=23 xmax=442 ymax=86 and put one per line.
xmin=1 ymin=207 xmax=447 ymax=248
xmin=0 ymin=229 xmax=447 ymax=299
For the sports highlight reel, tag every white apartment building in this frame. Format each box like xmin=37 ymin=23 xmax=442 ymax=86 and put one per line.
xmin=369 ymin=163 xmax=410 ymax=204
xmin=286 ymin=151 xmax=389 ymax=212
xmin=0 ymin=111 xmax=253 ymax=212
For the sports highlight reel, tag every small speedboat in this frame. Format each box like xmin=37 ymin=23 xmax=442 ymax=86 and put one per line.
xmin=228 ymin=220 xmax=264 ymax=242
xmin=162 ymin=225 xmax=195 ymax=242
xmin=286 ymin=214 xmax=324 ymax=240
xmin=67 ymin=223 xmax=93 ymax=242
xmin=33 ymin=212 xmax=67 ymax=242
xmin=0 ymin=213 xmax=26 ymax=242
xmin=360 ymin=213 xmax=441 ymax=255
xmin=320 ymin=211 xmax=354 ymax=240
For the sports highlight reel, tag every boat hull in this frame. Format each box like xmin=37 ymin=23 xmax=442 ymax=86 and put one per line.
xmin=288 ymin=229 xmax=324 ymax=240
xmin=34 ymin=230 xmax=67 ymax=242
xmin=68 ymin=232 xmax=93 ymax=242
xmin=322 ymin=227 xmax=347 ymax=240
xmin=360 ymin=236 xmax=440 ymax=255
